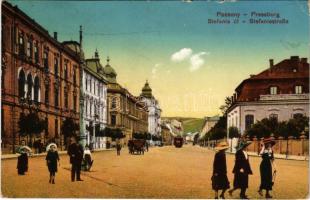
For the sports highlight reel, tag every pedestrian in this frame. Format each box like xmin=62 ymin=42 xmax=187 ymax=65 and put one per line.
xmin=17 ymin=149 xmax=28 ymax=175
xmin=83 ymin=146 xmax=93 ymax=171
xmin=46 ymin=144 xmax=60 ymax=184
xmin=258 ymin=137 xmax=276 ymax=198
xmin=212 ymin=142 xmax=230 ymax=199
xmin=228 ymin=141 xmax=252 ymax=199
xmin=116 ymin=140 xmax=122 ymax=156
xmin=145 ymin=141 xmax=149 ymax=152
xmin=67 ymin=136 xmax=84 ymax=182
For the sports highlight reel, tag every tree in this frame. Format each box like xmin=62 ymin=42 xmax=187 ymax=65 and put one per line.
xmin=206 ymin=116 xmax=227 ymax=140
xmin=219 ymin=96 xmax=233 ymax=116
xmin=245 ymin=116 xmax=309 ymax=139
xmin=285 ymin=116 xmax=309 ymax=138
xmin=110 ymin=128 xmax=125 ymax=139
xmin=61 ymin=118 xmax=79 ymax=145
xmin=228 ymin=126 xmax=240 ymax=138
xmin=18 ymin=112 xmax=45 ymax=147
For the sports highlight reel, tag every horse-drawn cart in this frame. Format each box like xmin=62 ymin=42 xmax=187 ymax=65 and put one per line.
xmin=128 ymin=139 xmax=145 ymax=155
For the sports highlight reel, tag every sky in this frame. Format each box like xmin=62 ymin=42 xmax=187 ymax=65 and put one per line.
xmin=9 ymin=0 xmax=310 ymax=118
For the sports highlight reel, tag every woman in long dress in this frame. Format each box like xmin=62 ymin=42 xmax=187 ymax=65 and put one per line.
xmin=258 ymin=138 xmax=276 ymax=198
xmin=46 ymin=145 xmax=60 ymax=184
xmin=17 ymin=151 xmax=28 ymax=175
xmin=212 ymin=142 xmax=230 ymax=199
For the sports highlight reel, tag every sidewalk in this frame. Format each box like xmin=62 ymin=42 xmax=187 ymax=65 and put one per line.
xmin=1 ymin=148 xmax=114 ymax=160
xmin=200 ymin=146 xmax=309 ymax=161
xmin=226 ymin=150 xmax=309 ymax=161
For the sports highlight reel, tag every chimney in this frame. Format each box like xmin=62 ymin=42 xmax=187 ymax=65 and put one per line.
xmin=301 ymin=58 xmax=308 ymax=64
xmin=53 ymin=32 xmax=57 ymax=40
xmin=290 ymin=56 xmax=299 ymax=62
xmin=269 ymin=59 xmax=274 ymax=68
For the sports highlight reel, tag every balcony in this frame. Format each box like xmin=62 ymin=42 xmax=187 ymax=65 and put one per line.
xmin=260 ymin=93 xmax=309 ymax=101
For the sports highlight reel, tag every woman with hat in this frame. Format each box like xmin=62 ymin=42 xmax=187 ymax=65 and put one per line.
xmin=258 ymin=137 xmax=276 ymax=198
xmin=228 ymin=140 xmax=253 ymax=199
xmin=212 ymin=142 xmax=230 ymax=199
xmin=46 ymin=144 xmax=60 ymax=184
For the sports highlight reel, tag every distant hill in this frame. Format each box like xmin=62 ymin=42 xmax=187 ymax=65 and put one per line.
xmin=162 ymin=117 xmax=205 ymax=134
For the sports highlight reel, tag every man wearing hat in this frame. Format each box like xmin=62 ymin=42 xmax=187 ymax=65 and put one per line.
xmin=212 ymin=142 xmax=230 ymax=199
xmin=228 ymin=140 xmax=253 ymax=199
xmin=258 ymin=137 xmax=276 ymax=198
xmin=67 ymin=136 xmax=84 ymax=182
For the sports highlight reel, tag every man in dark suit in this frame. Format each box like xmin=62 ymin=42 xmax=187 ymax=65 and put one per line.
xmin=67 ymin=136 xmax=84 ymax=182
xmin=229 ymin=141 xmax=252 ymax=199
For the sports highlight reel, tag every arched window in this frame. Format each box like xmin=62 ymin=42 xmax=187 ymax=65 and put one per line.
xmin=245 ymin=114 xmax=254 ymax=130
xmin=18 ymin=69 xmax=26 ymax=98
xmin=34 ymin=76 xmax=40 ymax=102
xmin=64 ymin=62 xmax=68 ymax=79
xmin=26 ymin=73 xmax=33 ymax=99
xmin=18 ymin=32 xmax=25 ymax=56
xmin=26 ymin=37 xmax=33 ymax=58
xmin=34 ymin=41 xmax=39 ymax=64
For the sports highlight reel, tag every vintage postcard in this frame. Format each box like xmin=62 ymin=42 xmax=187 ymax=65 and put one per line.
xmin=1 ymin=0 xmax=309 ymax=199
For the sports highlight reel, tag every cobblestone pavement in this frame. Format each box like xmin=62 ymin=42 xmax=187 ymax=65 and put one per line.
xmin=1 ymin=145 xmax=308 ymax=198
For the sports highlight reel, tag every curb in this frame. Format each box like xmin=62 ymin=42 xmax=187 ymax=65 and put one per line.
xmin=1 ymin=148 xmax=115 ymax=160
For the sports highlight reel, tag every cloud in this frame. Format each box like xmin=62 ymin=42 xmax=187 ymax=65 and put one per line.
xmin=171 ymin=48 xmax=193 ymax=62
xmin=189 ymin=52 xmax=209 ymax=72
xmin=151 ymin=63 xmax=161 ymax=79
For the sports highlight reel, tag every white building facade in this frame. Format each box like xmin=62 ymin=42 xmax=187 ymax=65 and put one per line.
xmin=84 ymin=50 xmax=108 ymax=149
xmin=227 ymin=56 xmax=309 ymax=151
xmin=140 ymin=81 xmax=161 ymax=142
xmin=227 ymin=94 xmax=309 ymax=135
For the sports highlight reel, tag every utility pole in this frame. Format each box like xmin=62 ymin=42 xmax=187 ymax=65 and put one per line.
xmin=79 ymin=25 xmax=86 ymax=148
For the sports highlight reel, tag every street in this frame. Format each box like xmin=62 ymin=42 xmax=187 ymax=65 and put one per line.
xmin=1 ymin=145 xmax=308 ymax=198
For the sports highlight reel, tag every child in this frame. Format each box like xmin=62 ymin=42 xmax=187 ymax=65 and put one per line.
xmin=46 ymin=144 xmax=60 ymax=184
xmin=83 ymin=146 xmax=93 ymax=171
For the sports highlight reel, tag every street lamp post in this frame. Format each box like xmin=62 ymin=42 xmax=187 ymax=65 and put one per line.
xmin=79 ymin=25 xmax=86 ymax=148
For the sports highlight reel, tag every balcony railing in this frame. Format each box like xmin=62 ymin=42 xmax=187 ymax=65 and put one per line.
xmin=260 ymin=93 xmax=309 ymax=101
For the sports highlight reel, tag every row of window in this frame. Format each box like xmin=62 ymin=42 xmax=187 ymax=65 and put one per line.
xmin=244 ymin=113 xmax=304 ymax=130
xmin=85 ymin=99 xmax=106 ymax=121
xmin=17 ymin=31 xmax=78 ymax=84
xmin=84 ymin=75 xmax=105 ymax=97
xmin=269 ymin=85 xmax=303 ymax=95
xmin=18 ymin=69 xmax=77 ymax=110
xmin=18 ymin=70 xmax=40 ymax=101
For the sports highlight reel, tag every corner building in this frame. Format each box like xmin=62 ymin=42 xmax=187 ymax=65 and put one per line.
xmin=105 ymin=59 xmax=148 ymax=145
xmin=227 ymin=56 xmax=309 ymax=136
xmin=1 ymin=2 xmax=81 ymax=152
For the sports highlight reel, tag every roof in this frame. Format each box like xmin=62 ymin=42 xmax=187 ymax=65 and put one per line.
xmin=84 ymin=50 xmax=108 ymax=83
xmin=103 ymin=57 xmax=117 ymax=83
xmin=2 ymin=1 xmax=80 ymax=62
xmin=141 ymin=80 xmax=153 ymax=98
xmin=236 ymin=56 xmax=309 ymax=92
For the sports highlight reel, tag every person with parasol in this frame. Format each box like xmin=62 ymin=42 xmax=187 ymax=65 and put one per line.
xmin=211 ymin=141 xmax=230 ymax=199
xmin=228 ymin=140 xmax=253 ymax=199
xmin=46 ymin=143 xmax=60 ymax=184
xmin=16 ymin=141 xmax=32 ymax=175
xmin=258 ymin=137 xmax=276 ymax=198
